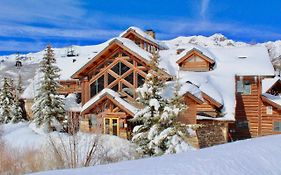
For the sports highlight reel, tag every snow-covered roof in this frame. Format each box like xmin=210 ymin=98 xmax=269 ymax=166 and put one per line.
xmin=119 ymin=26 xmax=168 ymax=49
xmin=262 ymin=77 xmax=281 ymax=93
xmin=156 ymin=43 xmax=275 ymax=121
xmin=262 ymin=93 xmax=281 ymax=107
xmin=21 ymin=27 xmax=276 ymax=122
xmin=176 ymin=45 xmax=216 ymax=63
xmin=21 ymin=71 xmax=42 ymax=99
xmin=81 ymin=88 xmax=139 ymax=115
xmin=63 ymin=93 xmax=81 ymax=112
xmin=71 ymin=37 xmax=152 ymax=78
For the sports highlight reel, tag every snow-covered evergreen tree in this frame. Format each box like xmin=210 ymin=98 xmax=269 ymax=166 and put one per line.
xmin=0 ymin=77 xmax=15 ymax=124
xmin=132 ymin=54 xmax=192 ymax=156
xmin=132 ymin=51 xmax=167 ymax=156
xmin=148 ymin=79 xmax=191 ymax=155
xmin=10 ymin=74 xmax=24 ymax=123
xmin=32 ymin=45 xmax=65 ymax=132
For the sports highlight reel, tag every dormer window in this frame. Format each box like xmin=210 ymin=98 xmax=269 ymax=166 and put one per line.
xmin=176 ymin=48 xmax=215 ymax=72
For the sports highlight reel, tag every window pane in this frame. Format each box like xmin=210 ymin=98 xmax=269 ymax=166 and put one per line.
xmin=97 ymin=75 xmax=104 ymax=92
xmin=274 ymin=122 xmax=281 ymax=132
xmin=111 ymin=83 xmax=118 ymax=92
xmin=237 ymin=120 xmax=249 ymax=129
xmin=90 ymin=81 xmax=97 ymax=97
xmin=108 ymin=73 xmax=116 ymax=85
xmin=111 ymin=63 xmax=120 ymax=75
xmin=137 ymin=73 xmax=145 ymax=87
xmin=120 ymin=62 xmax=130 ymax=74
xmin=244 ymin=84 xmax=251 ymax=95
xmin=237 ymin=80 xmax=244 ymax=93
xmin=125 ymin=71 xmax=134 ymax=85
xmin=266 ymin=106 xmax=273 ymax=115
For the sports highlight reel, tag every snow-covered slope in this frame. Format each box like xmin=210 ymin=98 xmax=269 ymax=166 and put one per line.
xmin=0 ymin=33 xmax=280 ymax=88
xmin=30 ymin=134 xmax=281 ymax=175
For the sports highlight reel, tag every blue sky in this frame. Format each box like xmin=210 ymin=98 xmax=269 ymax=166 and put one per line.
xmin=1 ymin=0 xmax=281 ymax=55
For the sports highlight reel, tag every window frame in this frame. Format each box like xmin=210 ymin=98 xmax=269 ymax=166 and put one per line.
xmin=236 ymin=80 xmax=251 ymax=95
xmin=266 ymin=106 xmax=273 ymax=115
xmin=273 ymin=121 xmax=281 ymax=132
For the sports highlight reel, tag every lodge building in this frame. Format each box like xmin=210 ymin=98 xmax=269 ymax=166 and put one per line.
xmin=22 ymin=27 xmax=281 ymax=144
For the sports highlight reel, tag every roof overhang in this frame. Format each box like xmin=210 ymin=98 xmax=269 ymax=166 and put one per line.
xmin=202 ymin=92 xmax=223 ymax=109
xmin=121 ymin=29 xmax=161 ymax=49
xmin=81 ymin=92 xmax=137 ymax=116
xmin=261 ymin=95 xmax=281 ymax=109
xmin=71 ymin=39 xmax=150 ymax=79
xmin=184 ymin=91 xmax=204 ymax=104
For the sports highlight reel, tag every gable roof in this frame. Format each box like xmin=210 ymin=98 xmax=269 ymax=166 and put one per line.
xmin=262 ymin=77 xmax=281 ymax=93
xmin=81 ymin=88 xmax=139 ymax=116
xmin=261 ymin=94 xmax=281 ymax=109
xmin=71 ymin=37 xmax=152 ymax=79
xmin=119 ymin=26 xmax=168 ymax=50
xmin=176 ymin=48 xmax=215 ymax=65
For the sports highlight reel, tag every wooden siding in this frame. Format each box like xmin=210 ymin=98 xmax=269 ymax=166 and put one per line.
xmin=234 ymin=76 xmax=261 ymax=139
xmin=177 ymin=51 xmax=212 ymax=72
xmin=121 ymin=30 xmax=160 ymax=53
xmin=80 ymin=95 xmax=134 ymax=139
xmin=260 ymin=101 xmax=281 ymax=136
xmin=179 ymin=94 xmax=222 ymax=124
xmin=197 ymin=102 xmax=219 ymax=117
xmin=178 ymin=97 xmax=197 ymax=124
xmin=58 ymin=80 xmax=81 ymax=95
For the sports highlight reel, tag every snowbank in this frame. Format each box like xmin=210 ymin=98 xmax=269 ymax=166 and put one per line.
xmin=30 ymin=134 xmax=281 ymax=175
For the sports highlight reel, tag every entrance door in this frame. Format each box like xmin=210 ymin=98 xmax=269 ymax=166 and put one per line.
xmin=103 ymin=118 xmax=119 ymax=136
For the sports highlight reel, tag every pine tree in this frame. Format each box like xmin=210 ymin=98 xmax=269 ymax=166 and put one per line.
xmin=132 ymin=51 xmax=167 ymax=156
xmin=149 ymin=79 xmax=190 ymax=155
xmin=32 ymin=45 xmax=65 ymax=132
xmin=132 ymin=56 xmax=191 ymax=156
xmin=0 ymin=77 xmax=15 ymax=124
xmin=10 ymin=74 xmax=24 ymax=123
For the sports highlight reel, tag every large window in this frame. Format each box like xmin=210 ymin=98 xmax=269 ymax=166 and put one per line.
xmin=237 ymin=80 xmax=251 ymax=95
xmin=88 ymin=51 xmax=148 ymax=98
xmin=90 ymin=75 xmax=104 ymax=97
xmin=111 ymin=62 xmax=130 ymax=75
xmin=273 ymin=121 xmax=281 ymax=132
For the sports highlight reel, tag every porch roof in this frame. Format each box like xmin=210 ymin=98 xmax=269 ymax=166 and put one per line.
xmin=81 ymin=88 xmax=139 ymax=116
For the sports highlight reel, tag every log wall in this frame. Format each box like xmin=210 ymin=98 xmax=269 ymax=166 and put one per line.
xmin=234 ymin=76 xmax=260 ymax=139
xmin=260 ymin=101 xmax=281 ymax=135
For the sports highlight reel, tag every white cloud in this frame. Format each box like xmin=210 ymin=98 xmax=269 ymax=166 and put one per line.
xmin=200 ymin=0 xmax=210 ymax=19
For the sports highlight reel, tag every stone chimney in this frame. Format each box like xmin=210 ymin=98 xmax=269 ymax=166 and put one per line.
xmin=145 ymin=29 xmax=156 ymax=39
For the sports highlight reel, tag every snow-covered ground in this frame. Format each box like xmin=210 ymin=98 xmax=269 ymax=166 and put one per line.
xmin=0 ymin=122 xmax=138 ymax=169
xmin=30 ymin=134 xmax=281 ymax=175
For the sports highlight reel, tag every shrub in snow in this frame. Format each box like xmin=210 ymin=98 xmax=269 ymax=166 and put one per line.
xmin=132 ymin=53 xmax=192 ymax=156
xmin=32 ymin=45 xmax=65 ymax=132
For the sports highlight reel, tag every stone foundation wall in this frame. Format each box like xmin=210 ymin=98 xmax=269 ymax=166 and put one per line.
xmin=196 ymin=123 xmax=227 ymax=148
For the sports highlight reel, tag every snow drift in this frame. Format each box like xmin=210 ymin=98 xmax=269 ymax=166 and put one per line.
xmin=30 ymin=134 xmax=281 ymax=175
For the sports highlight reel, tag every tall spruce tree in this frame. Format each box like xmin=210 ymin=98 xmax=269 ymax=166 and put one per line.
xmin=10 ymin=75 xmax=24 ymax=123
xmin=32 ymin=45 xmax=65 ymax=132
xmin=132 ymin=54 xmax=191 ymax=156
xmin=0 ymin=77 xmax=15 ymax=124
xmin=132 ymin=51 xmax=167 ymax=156
xmin=148 ymin=79 xmax=190 ymax=155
